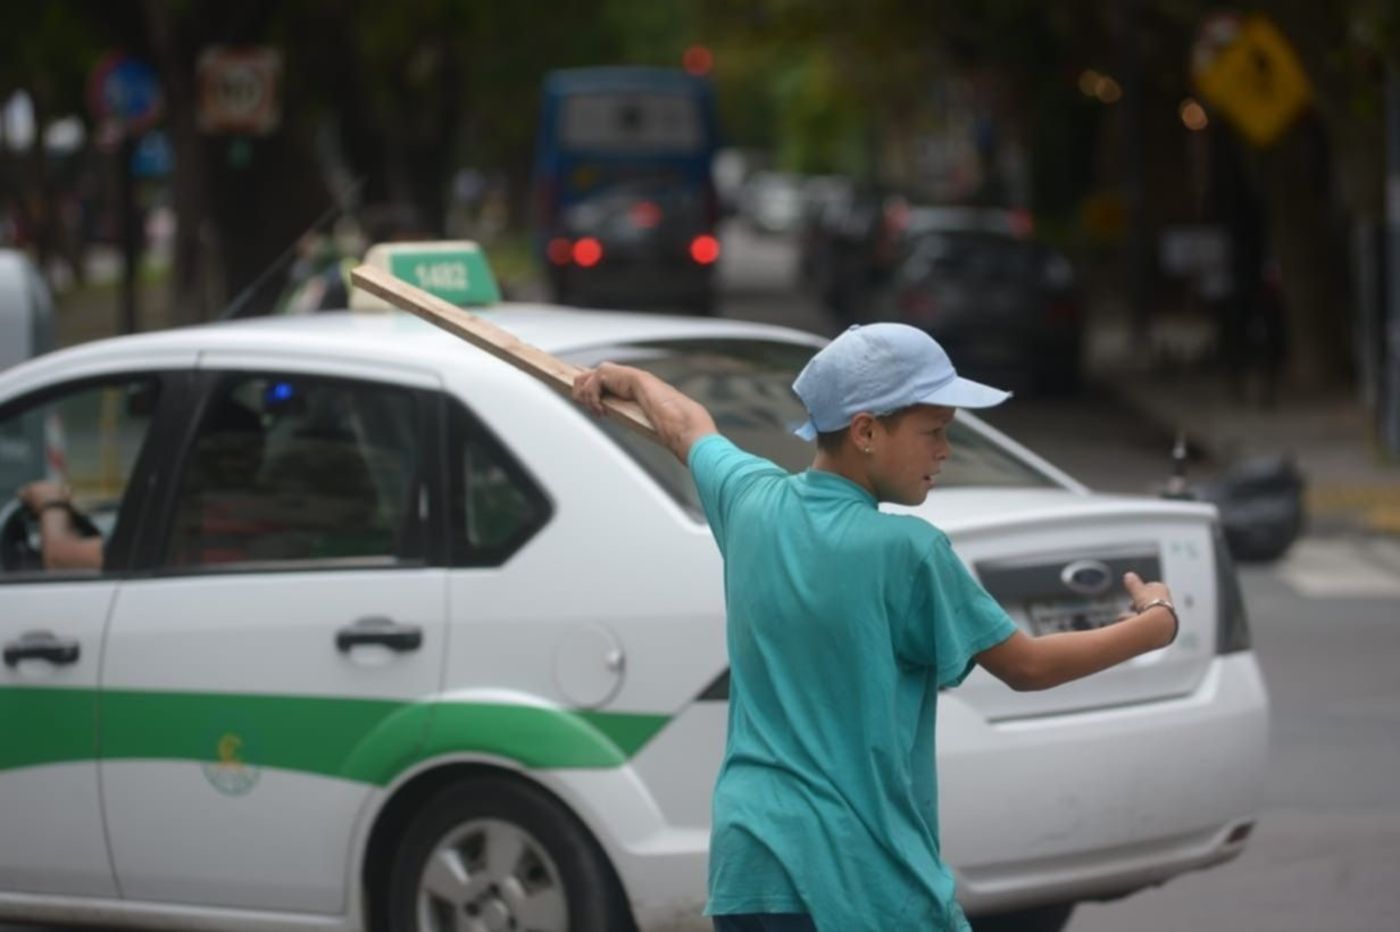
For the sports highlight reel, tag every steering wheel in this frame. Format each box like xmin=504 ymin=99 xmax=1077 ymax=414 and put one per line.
xmin=0 ymin=497 xmax=42 ymax=572
xmin=0 ymin=496 xmax=104 ymax=573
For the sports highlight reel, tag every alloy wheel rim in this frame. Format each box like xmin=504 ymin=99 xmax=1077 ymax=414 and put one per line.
xmin=416 ymin=817 xmax=569 ymax=932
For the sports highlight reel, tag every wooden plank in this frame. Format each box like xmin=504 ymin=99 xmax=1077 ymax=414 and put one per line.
xmin=350 ymin=264 xmax=659 ymax=443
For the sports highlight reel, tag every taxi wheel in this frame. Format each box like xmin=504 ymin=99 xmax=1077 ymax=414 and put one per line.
xmin=387 ymin=776 xmax=632 ymax=932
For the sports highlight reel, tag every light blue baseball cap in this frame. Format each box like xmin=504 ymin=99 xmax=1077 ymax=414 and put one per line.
xmin=792 ymin=323 xmax=1011 ymax=440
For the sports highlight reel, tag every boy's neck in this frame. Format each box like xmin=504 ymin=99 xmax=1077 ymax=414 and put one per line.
xmin=811 ymin=449 xmax=877 ymax=499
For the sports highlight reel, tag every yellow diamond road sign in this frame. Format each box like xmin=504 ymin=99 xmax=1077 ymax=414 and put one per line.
xmin=1192 ymin=13 xmax=1312 ymax=148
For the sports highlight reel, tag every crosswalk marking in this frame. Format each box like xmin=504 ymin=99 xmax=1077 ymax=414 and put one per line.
xmin=1274 ymin=537 xmax=1400 ymax=597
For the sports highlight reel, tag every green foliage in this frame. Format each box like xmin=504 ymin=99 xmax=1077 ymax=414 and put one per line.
xmin=0 ymin=0 xmax=103 ymax=111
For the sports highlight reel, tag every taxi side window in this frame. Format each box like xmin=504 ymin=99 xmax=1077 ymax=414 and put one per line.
xmin=0 ymin=377 xmax=160 ymax=578
xmin=165 ymin=374 xmax=424 ymax=569
xmin=447 ymin=399 xmax=550 ymax=566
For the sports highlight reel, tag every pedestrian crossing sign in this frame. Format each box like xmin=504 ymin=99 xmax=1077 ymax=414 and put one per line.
xmin=1192 ymin=13 xmax=1312 ymax=148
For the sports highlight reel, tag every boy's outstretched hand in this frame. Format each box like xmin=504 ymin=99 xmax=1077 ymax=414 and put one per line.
xmin=1122 ymin=571 xmax=1178 ymax=646
xmin=979 ymin=570 xmax=1180 ymax=691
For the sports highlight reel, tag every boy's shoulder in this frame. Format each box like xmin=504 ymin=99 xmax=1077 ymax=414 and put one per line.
xmin=877 ymin=510 xmax=949 ymax=551
xmin=690 ymin=433 xmax=789 ymax=480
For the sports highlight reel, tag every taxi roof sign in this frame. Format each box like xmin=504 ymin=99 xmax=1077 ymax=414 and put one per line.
xmin=350 ymin=240 xmax=500 ymax=311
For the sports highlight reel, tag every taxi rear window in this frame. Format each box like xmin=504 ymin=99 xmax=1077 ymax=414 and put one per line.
xmin=562 ymin=339 xmax=1058 ymax=516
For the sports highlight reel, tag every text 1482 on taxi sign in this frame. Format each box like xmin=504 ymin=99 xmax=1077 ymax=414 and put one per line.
xmin=412 ymin=261 xmax=468 ymax=292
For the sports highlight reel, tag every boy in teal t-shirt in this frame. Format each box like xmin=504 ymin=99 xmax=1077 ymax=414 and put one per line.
xmin=572 ymin=323 xmax=1179 ymax=931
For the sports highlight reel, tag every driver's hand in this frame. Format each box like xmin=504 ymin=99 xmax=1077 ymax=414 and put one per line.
xmin=18 ymin=480 xmax=68 ymax=516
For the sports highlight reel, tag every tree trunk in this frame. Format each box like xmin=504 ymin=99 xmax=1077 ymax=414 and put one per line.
xmin=143 ymin=0 xmax=209 ymax=325
xmin=24 ymin=82 xmax=55 ymax=283
xmin=143 ymin=0 xmax=316 ymax=319
xmin=1250 ymin=115 xmax=1353 ymax=389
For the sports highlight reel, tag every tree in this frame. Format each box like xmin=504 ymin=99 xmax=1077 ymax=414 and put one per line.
xmin=701 ymin=0 xmax=1389 ymax=390
xmin=0 ymin=1 xmax=102 ymax=280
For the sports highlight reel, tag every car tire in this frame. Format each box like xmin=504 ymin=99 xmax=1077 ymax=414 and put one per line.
xmin=386 ymin=776 xmax=633 ymax=932
xmin=970 ymin=901 xmax=1076 ymax=932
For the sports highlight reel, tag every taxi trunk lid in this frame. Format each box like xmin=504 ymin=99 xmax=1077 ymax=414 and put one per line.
xmin=899 ymin=489 xmax=1225 ymax=721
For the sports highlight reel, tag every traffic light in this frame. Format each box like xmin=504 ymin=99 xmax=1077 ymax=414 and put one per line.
xmin=682 ymin=45 xmax=713 ymax=76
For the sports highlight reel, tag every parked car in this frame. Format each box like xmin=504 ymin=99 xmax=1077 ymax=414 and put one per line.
xmin=794 ymin=174 xmax=854 ymax=285
xmin=796 ymin=183 xmax=906 ymax=326
xmin=869 ymin=212 xmax=1084 ymax=395
xmin=736 ymin=170 xmax=805 ymax=235
xmin=902 ymin=204 xmax=1031 ymax=239
xmin=0 ymin=300 xmax=1266 ymax=932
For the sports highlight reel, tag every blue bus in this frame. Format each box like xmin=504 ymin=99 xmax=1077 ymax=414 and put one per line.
xmin=532 ymin=67 xmax=721 ymax=314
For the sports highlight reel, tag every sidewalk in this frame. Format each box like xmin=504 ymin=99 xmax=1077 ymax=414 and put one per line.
xmin=1086 ymin=309 xmax=1400 ymax=537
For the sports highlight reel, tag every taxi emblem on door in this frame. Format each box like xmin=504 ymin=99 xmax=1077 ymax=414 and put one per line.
xmin=202 ymin=731 xmax=261 ymax=796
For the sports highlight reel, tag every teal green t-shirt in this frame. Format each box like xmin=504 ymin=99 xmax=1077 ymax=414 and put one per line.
xmin=689 ymin=434 xmax=1017 ymax=931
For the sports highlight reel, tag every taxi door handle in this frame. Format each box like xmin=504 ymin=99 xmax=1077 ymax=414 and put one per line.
xmin=335 ymin=617 xmax=422 ymax=653
xmin=4 ymin=630 xmax=81 ymax=668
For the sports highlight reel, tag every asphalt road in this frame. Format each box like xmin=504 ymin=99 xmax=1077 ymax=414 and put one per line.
xmin=5 ymin=224 xmax=1399 ymax=932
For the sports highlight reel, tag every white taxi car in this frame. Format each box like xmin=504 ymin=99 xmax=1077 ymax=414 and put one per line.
xmin=0 ymin=257 xmax=1267 ymax=932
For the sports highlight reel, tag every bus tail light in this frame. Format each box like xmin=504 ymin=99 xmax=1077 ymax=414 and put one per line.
xmin=690 ymin=234 xmax=720 ymax=265
xmin=573 ymin=237 xmax=604 ymax=268
xmin=546 ymin=238 xmax=573 ymax=266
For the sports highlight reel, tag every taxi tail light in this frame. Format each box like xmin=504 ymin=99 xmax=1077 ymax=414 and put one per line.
xmin=690 ymin=234 xmax=720 ymax=265
xmin=1213 ymin=523 xmax=1252 ymax=653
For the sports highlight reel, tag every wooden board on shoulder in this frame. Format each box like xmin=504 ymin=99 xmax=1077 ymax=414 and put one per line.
xmin=349 ymin=264 xmax=659 ymax=443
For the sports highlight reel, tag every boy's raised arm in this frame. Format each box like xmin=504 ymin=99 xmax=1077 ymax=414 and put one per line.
xmin=572 ymin=363 xmax=718 ymax=464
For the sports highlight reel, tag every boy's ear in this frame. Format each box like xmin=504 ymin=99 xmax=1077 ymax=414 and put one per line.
xmin=848 ymin=412 xmax=878 ymax=449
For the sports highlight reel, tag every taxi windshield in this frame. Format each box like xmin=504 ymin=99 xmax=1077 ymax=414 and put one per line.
xmin=562 ymin=339 xmax=1058 ymax=516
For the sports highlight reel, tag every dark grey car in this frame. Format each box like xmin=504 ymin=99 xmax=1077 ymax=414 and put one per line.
xmin=869 ymin=227 xmax=1083 ymax=395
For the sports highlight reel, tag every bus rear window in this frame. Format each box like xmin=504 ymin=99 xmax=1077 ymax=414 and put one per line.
xmin=559 ymin=93 xmax=703 ymax=153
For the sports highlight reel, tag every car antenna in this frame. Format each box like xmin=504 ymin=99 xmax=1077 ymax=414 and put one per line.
xmin=217 ymin=175 xmax=366 ymax=321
